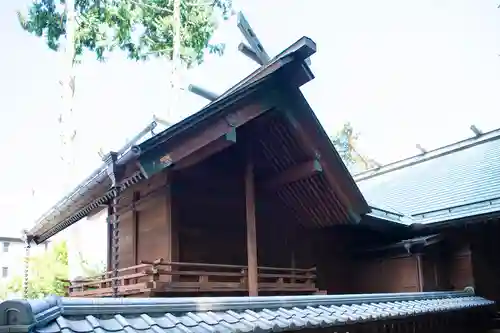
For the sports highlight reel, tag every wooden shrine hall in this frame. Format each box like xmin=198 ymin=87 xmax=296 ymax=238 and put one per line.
xmin=13 ymin=35 xmax=499 ymax=333
xmin=24 ymin=37 xmax=371 ymax=298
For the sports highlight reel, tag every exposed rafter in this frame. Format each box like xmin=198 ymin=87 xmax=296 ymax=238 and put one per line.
xmin=261 ymin=159 xmax=322 ymax=191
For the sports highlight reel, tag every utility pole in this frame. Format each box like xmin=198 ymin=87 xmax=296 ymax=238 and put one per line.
xmin=168 ymin=0 xmax=182 ymax=121
xmin=60 ymin=0 xmax=86 ymax=282
xmin=60 ymin=0 xmax=77 ymax=183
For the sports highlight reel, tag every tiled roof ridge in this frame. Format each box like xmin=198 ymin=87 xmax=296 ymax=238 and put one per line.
xmin=1 ymin=292 xmax=494 ymax=333
xmin=354 ymin=127 xmax=500 ymax=182
xmin=0 ymin=291 xmax=485 ymax=324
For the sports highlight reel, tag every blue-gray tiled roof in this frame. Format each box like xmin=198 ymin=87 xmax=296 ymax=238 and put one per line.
xmin=0 ymin=292 xmax=494 ymax=333
xmin=356 ymin=129 xmax=500 ymax=225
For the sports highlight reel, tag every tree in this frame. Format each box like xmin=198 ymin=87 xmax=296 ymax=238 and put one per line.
xmin=0 ymin=283 xmax=9 ymax=300
xmin=17 ymin=0 xmax=232 ymax=172
xmin=8 ymin=242 xmax=69 ymax=298
xmin=7 ymin=241 xmax=109 ymax=299
xmin=331 ymin=122 xmax=358 ymax=168
xmin=331 ymin=122 xmax=379 ymax=173
xmin=17 ymin=0 xmax=232 ymax=65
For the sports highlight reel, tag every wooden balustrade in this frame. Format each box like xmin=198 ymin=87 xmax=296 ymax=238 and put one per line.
xmin=68 ymin=259 xmax=318 ymax=297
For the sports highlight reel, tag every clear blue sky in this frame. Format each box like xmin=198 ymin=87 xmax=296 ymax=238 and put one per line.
xmin=1 ymin=0 xmax=500 ymax=233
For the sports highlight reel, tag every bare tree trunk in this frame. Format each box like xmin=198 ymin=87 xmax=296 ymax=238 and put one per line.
xmin=168 ymin=0 xmax=181 ymax=121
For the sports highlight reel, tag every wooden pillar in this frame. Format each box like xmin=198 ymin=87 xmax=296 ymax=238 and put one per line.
xmin=132 ymin=191 xmax=140 ymax=265
xmin=106 ymin=204 xmax=113 ymax=271
xmin=165 ymin=173 xmax=179 ymax=281
xmin=288 ymin=229 xmax=297 ymax=283
xmin=416 ymin=253 xmax=424 ymax=292
xmin=245 ymin=157 xmax=258 ymax=296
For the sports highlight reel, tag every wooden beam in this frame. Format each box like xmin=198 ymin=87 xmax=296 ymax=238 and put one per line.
xmin=139 ymin=104 xmax=267 ymax=178
xmin=173 ymin=128 xmax=236 ymax=170
xmin=245 ymin=155 xmax=258 ymax=296
xmin=262 ymin=159 xmax=322 ymax=191
xmin=272 ymin=83 xmax=370 ymax=220
xmin=281 ymin=108 xmax=355 ymax=221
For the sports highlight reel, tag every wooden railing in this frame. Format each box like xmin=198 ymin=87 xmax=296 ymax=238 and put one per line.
xmin=68 ymin=259 xmax=317 ymax=297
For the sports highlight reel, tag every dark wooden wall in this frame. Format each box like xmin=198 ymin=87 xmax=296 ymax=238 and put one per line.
xmin=109 ymin=148 xmax=492 ymax=299
xmin=110 ymin=161 xmax=316 ymax=274
xmin=448 ymin=244 xmax=474 ymax=290
xmin=347 ymin=235 xmax=475 ymax=295
xmin=469 ymin=222 xmax=500 ymax=303
xmin=113 ymin=171 xmax=171 ymax=269
xmin=353 ymin=255 xmax=421 ymax=293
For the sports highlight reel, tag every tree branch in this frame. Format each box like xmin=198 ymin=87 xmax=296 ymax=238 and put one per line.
xmin=125 ymin=0 xmax=173 ymax=13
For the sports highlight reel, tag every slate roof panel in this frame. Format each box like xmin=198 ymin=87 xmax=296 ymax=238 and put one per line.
xmin=0 ymin=292 xmax=494 ymax=333
xmin=356 ymin=130 xmax=500 ymax=225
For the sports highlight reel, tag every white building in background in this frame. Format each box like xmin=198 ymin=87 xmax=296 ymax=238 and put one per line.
xmin=0 ymin=236 xmax=48 ymax=283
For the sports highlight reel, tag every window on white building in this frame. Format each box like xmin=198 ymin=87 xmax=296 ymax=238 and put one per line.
xmin=2 ymin=242 xmax=9 ymax=253
xmin=2 ymin=267 xmax=8 ymax=278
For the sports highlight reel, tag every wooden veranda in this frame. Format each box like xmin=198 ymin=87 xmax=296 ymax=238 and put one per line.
xmin=68 ymin=260 xmax=317 ymax=297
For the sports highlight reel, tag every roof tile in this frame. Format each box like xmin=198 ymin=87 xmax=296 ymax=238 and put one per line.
xmin=0 ymin=292 xmax=495 ymax=333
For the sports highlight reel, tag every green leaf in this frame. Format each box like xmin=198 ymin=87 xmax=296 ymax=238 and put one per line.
xmin=17 ymin=0 xmax=232 ymax=65
xmin=6 ymin=241 xmax=69 ymax=298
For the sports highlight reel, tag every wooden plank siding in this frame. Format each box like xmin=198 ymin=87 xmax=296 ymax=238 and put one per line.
xmin=111 ymin=171 xmax=173 ymax=271
xmin=353 ymin=256 xmax=421 ymax=293
xmin=449 ymin=245 xmax=474 ymax=291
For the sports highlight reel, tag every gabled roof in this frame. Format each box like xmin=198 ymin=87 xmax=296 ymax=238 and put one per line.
xmin=356 ymin=128 xmax=500 ymax=226
xmin=27 ymin=37 xmax=370 ymax=244
xmin=0 ymin=292 xmax=493 ymax=333
xmin=25 ymin=38 xmax=316 ymax=243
